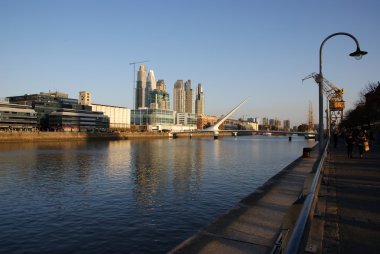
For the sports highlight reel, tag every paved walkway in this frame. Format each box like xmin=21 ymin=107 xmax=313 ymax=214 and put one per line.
xmin=170 ymin=139 xmax=380 ymax=254
xmin=322 ymin=139 xmax=380 ymax=254
xmin=170 ymin=147 xmax=319 ymax=254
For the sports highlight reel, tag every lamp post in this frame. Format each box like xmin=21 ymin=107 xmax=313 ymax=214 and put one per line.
xmin=317 ymin=32 xmax=367 ymax=154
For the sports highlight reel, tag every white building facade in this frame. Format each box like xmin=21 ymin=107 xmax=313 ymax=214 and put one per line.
xmin=79 ymin=91 xmax=131 ymax=130
xmin=91 ymin=104 xmax=130 ymax=129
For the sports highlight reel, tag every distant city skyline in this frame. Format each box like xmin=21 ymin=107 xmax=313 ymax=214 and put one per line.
xmin=1 ymin=1 xmax=379 ymax=126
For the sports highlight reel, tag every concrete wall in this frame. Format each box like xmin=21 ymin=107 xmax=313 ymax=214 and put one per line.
xmin=0 ymin=132 xmax=167 ymax=142
xmin=0 ymin=131 xmax=220 ymax=142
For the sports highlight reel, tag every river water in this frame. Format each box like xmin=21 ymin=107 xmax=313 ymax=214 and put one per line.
xmin=0 ymin=135 xmax=315 ymax=253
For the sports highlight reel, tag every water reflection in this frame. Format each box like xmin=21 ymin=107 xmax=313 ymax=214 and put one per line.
xmin=131 ymin=139 xmax=170 ymax=206
xmin=105 ymin=141 xmax=132 ymax=177
xmin=172 ymin=139 xmax=204 ymax=195
xmin=130 ymin=139 xmax=210 ymax=207
xmin=0 ymin=136 xmax=315 ymax=254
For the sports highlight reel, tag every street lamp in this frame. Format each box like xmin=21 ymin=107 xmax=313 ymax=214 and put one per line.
xmin=318 ymin=32 xmax=367 ymax=154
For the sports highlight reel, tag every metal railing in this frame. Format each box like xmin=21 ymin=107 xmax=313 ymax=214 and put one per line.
xmin=284 ymin=138 xmax=330 ymax=254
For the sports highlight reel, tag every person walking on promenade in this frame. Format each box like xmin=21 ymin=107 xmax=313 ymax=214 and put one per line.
xmin=345 ymin=130 xmax=355 ymax=158
xmin=356 ymin=130 xmax=367 ymax=159
xmin=369 ymin=128 xmax=376 ymax=151
xmin=333 ymin=130 xmax=339 ymax=148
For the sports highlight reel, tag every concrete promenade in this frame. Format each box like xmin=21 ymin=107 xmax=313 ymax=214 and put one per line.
xmin=321 ymin=139 xmax=380 ymax=254
xmin=170 ymin=146 xmax=319 ymax=254
xmin=171 ymin=138 xmax=380 ymax=254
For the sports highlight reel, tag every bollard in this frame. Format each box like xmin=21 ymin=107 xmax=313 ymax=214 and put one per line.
xmin=303 ymin=147 xmax=312 ymax=158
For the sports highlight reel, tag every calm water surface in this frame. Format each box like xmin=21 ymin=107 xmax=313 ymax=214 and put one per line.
xmin=0 ymin=136 xmax=315 ymax=253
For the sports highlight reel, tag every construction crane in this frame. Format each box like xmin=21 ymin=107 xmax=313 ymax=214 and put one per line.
xmin=302 ymin=72 xmax=345 ymax=128
xmin=129 ymin=60 xmax=149 ymax=109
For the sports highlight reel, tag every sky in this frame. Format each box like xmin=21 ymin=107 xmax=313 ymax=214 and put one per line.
xmin=1 ymin=0 xmax=379 ymax=126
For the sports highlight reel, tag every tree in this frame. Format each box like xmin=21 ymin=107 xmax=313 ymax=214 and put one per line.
xmin=297 ymin=124 xmax=309 ymax=132
xmin=341 ymin=81 xmax=380 ymax=128
xmin=203 ymin=122 xmax=211 ymax=129
xmin=364 ymin=82 xmax=380 ymax=124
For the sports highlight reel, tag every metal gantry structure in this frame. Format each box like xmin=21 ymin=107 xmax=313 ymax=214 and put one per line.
xmin=303 ymin=72 xmax=345 ymax=132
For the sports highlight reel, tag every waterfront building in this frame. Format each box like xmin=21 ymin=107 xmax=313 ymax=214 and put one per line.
xmin=130 ymin=109 xmax=196 ymax=132
xmin=262 ymin=117 xmax=269 ymax=126
xmin=195 ymin=83 xmax=204 ymax=115
xmin=7 ymin=92 xmax=90 ymax=130
xmin=0 ymin=101 xmax=37 ymax=131
xmin=223 ymin=119 xmax=241 ymax=130
xmin=242 ymin=121 xmax=259 ymax=131
xmin=135 ymin=65 xmax=147 ymax=109
xmin=283 ymin=120 xmax=290 ymax=131
xmin=184 ymin=80 xmax=193 ymax=113
xmin=78 ymin=91 xmax=131 ymax=130
xmin=269 ymin=118 xmax=275 ymax=128
xmin=196 ymin=115 xmax=219 ymax=130
xmin=48 ymin=108 xmax=109 ymax=132
xmin=131 ymin=108 xmax=176 ymax=131
xmin=259 ymin=117 xmax=269 ymax=130
xmin=79 ymin=91 xmax=91 ymax=106
xmin=247 ymin=117 xmax=258 ymax=123
xmin=274 ymin=118 xmax=281 ymax=130
xmin=176 ymin=112 xmax=197 ymax=128
xmin=173 ymin=80 xmax=185 ymax=113
xmin=91 ymin=104 xmax=130 ymax=130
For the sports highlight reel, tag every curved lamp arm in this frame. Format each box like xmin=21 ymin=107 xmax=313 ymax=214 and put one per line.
xmin=319 ymin=32 xmax=367 ymax=75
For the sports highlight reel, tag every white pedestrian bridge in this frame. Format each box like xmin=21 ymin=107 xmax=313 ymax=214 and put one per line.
xmin=171 ymin=98 xmax=318 ymax=138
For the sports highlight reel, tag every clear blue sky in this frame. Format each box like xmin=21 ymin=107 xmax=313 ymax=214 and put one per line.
xmin=1 ymin=0 xmax=379 ymax=126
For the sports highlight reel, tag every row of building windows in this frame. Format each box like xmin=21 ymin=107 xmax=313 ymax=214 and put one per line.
xmin=0 ymin=103 xmax=38 ymax=131
xmin=48 ymin=109 xmax=109 ymax=131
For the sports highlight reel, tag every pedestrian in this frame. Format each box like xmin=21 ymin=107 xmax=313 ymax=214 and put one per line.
xmin=369 ymin=129 xmax=375 ymax=151
xmin=333 ymin=130 xmax=338 ymax=148
xmin=356 ymin=130 xmax=367 ymax=159
xmin=345 ymin=130 xmax=355 ymax=158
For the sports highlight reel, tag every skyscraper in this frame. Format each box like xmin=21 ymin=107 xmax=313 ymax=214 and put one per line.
xmin=195 ymin=83 xmax=204 ymax=115
xmin=184 ymin=80 xmax=193 ymax=113
xmin=149 ymin=90 xmax=170 ymax=110
xmin=135 ymin=65 xmax=147 ymax=109
xmin=145 ymin=70 xmax=156 ymax=106
xmin=283 ymin=120 xmax=290 ymax=131
xmin=173 ymin=80 xmax=185 ymax=113
xmin=148 ymin=79 xmax=170 ymax=110
xmin=156 ymin=80 xmax=166 ymax=91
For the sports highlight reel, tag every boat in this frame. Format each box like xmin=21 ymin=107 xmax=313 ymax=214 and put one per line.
xmin=305 ymin=132 xmax=316 ymax=139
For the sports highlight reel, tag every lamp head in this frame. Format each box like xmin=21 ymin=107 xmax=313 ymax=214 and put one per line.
xmin=349 ymin=47 xmax=368 ymax=60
